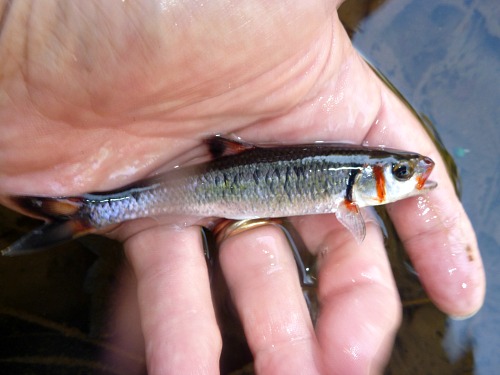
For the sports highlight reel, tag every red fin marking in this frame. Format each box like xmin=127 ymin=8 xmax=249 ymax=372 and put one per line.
xmin=344 ymin=199 xmax=360 ymax=213
xmin=337 ymin=199 xmax=366 ymax=243
xmin=8 ymin=196 xmax=84 ymax=220
xmin=2 ymin=196 xmax=91 ymax=255
xmin=41 ymin=198 xmax=82 ymax=216
xmin=206 ymin=136 xmax=256 ymax=158
xmin=373 ymin=165 xmax=386 ymax=203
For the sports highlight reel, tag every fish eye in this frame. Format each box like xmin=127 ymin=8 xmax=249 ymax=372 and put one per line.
xmin=392 ymin=161 xmax=414 ymax=181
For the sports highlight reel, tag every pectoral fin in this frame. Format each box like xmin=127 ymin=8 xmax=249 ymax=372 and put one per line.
xmin=335 ymin=200 xmax=366 ymax=244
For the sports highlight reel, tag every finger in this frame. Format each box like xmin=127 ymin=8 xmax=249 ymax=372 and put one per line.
xmin=101 ymin=263 xmax=146 ymax=374
xmin=294 ymin=215 xmax=401 ymax=374
xmin=364 ymin=86 xmax=485 ymax=317
xmin=218 ymin=225 xmax=322 ymax=374
xmin=124 ymin=226 xmax=221 ymax=375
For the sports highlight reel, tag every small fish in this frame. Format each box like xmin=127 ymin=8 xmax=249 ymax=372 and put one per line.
xmin=2 ymin=137 xmax=437 ymax=255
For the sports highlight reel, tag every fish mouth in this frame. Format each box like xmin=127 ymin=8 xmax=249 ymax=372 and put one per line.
xmin=422 ymin=180 xmax=438 ymax=191
xmin=416 ymin=156 xmax=435 ymax=190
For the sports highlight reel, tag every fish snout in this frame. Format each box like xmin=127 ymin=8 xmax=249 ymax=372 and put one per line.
xmin=416 ymin=156 xmax=436 ymax=190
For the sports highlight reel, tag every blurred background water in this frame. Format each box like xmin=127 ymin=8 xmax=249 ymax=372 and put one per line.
xmin=347 ymin=0 xmax=499 ymax=373
xmin=0 ymin=0 xmax=498 ymax=374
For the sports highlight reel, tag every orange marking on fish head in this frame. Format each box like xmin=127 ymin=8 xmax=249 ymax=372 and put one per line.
xmin=416 ymin=176 xmax=425 ymax=190
xmin=373 ymin=165 xmax=386 ymax=203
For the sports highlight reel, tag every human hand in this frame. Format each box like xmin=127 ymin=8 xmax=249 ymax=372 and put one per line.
xmin=0 ymin=1 xmax=485 ymax=374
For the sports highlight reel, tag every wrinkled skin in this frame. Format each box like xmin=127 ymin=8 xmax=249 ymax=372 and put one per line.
xmin=0 ymin=1 xmax=485 ymax=374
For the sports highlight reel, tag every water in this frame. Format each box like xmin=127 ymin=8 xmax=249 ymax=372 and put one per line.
xmin=350 ymin=0 xmax=500 ymax=373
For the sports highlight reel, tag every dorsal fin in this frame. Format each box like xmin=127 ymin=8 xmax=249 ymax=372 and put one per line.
xmin=205 ymin=136 xmax=256 ymax=159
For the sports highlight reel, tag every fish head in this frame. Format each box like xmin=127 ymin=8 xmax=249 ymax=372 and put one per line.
xmin=352 ymin=152 xmax=437 ymax=207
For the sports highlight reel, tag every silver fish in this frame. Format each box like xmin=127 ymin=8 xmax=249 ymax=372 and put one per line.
xmin=2 ymin=137 xmax=437 ymax=255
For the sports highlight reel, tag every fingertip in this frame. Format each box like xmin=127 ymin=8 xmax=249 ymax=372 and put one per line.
xmin=389 ymin=194 xmax=486 ymax=318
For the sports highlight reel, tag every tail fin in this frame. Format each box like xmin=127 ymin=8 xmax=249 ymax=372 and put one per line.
xmin=2 ymin=196 xmax=94 ymax=256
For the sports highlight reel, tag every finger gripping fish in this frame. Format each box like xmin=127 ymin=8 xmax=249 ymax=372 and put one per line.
xmin=2 ymin=137 xmax=437 ymax=255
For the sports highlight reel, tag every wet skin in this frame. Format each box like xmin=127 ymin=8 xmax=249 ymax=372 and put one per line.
xmin=0 ymin=1 xmax=485 ymax=374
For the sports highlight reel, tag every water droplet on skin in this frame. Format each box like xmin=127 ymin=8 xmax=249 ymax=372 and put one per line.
xmin=379 ymin=124 xmax=388 ymax=136
xmin=360 ymin=271 xmax=373 ymax=281
xmin=424 ymin=215 xmax=438 ymax=223
xmin=345 ymin=345 xmax=360 ymax=359
xmin=269 ymin=252 xmax=275 ymax=266
xmin=416 ymin=196 xmax=439 ymax=223
xmin=416 ymin=196 xmax=428 ymax=211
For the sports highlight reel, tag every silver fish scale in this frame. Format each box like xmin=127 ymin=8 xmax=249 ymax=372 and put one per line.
xmin=84 ymin=155 xmax=358 ymax=228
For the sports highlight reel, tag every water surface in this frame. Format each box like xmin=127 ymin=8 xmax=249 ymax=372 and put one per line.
xmin=351 ymin=0 xmax=499 ymax=373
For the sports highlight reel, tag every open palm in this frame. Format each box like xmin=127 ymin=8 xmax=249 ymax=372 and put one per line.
xmin=0 ymin=1 xmax=485 ymax=374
